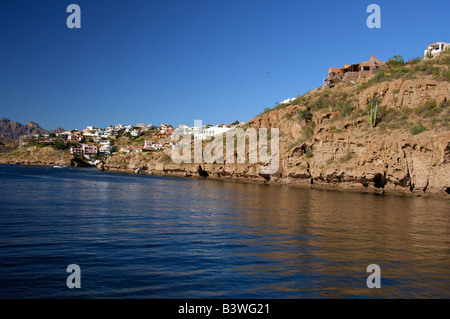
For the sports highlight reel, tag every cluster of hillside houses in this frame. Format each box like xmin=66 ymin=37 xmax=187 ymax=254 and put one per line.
xmin=19 ymin=121 xmax=245 ymax=159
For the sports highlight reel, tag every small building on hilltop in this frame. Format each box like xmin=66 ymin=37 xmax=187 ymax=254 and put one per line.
xmin=324 ymin=55 xmax=386 ymax=88
xmin=424 ymin=42 xmax=450 ymax=58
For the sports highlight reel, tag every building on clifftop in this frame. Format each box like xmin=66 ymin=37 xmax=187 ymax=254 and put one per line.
xmin=324 ymin=55 xmax=386 ymax=88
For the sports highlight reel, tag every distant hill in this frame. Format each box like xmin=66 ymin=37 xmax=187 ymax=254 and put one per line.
xmin=0 ymin=118 xmax=64 ymax=139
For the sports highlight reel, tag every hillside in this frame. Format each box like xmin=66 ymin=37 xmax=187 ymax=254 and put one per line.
xmin=240 ymin=52 xmax=450 ymax=196
xmin=103 ymin=52 xmax=450 ymax=198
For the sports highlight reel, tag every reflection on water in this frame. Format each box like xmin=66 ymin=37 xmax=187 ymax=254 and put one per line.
xmin=0 ymin=165 xmax=448 ymax=298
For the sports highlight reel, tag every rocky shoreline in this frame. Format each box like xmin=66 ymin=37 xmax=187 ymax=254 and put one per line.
xmin=1 ymin=143 xmax=449 ymax=199
xmin=96 ymin=163 xmax=444 ymax=199
xmin=98 ymin=132 xmax=450 ymax=199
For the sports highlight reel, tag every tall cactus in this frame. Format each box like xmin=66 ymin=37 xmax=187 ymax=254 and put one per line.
xmin=367 ymin=101 xmax=378 ymax=127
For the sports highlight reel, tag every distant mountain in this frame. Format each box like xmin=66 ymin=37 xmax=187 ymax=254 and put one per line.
xmin=0 ymin=118 xmax=63 ymax=139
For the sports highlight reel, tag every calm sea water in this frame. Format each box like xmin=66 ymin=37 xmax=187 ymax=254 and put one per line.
xmin=0 ymin=164 xmax=448 ymax=298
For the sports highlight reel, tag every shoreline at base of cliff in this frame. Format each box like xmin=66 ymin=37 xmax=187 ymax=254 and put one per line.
xmin=0 ymin=160 xmax=448 ymax=199
xmin=100 ymin=164 xmax=449 ymax=200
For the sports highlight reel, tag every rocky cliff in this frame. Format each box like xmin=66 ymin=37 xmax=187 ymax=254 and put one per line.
xmin=102 ymin=54 xmax=450 ymax=198
xmin=100 ymin=128 xmax=449 ymax=198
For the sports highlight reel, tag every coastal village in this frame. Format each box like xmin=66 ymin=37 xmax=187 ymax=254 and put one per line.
xmin=17 ymin=121 xmax=246 ymax=163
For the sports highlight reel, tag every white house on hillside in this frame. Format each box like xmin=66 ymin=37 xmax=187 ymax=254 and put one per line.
xmin=424 ymin=42 xmax=450 ymax=58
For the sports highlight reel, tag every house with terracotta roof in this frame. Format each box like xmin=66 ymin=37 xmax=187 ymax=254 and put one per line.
xmin=324 ymin=55 xmax=386 ymax=87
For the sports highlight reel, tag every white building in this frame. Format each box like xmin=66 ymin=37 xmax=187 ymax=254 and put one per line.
xmin=144 ymin=141 xmax=163 ymax=150
xmin=202 ymin=125 xmax=231 ymax=137
xmin=173 ymin=124 xmax=191 ymax=135
xmin=280 ymin=97 xmax=295 ymax=105
xmin=136 ymin=123 xmax=155 ymax=131
xmin=99 ymin=144 xmax=114 ymax=154
xmin=173 ymin=124 xmax=233 ymax=140
xmin=194 ymin=125 xmax=232 ymax=140
xmin=119 ymin=147 xmax=142 ymax=153
xmin=130 ymin=129 xmax=142 ymax=137
xmin=424 ymin=42 xmax=450 ymax=58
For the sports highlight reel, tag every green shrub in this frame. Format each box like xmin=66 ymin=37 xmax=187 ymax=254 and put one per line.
xmin=291 ymin=95 xmax=309 ymax=106
xmin=372 ymin=71 xmax=388 ymax=83
xmin=430 ymin=66 xmax=441 ymax=75
xmin=410 ymin=124 xmax=427 ymax=135
xmin=341 ymin=102 xmax=354 ymax=119
xmin=378 ymin=105 xmax=401 ymax=123
xmin=313 ymin=97 xmax=326 ymax=109
xmin=283 ymin=112 xmax=292 ymax=119
xmin=433 ymin=69 xmax=450 ymax=81
xmin=413 ymin=99 xmax=443 ymax=117
xmin=305 ymin=149 xmax=313 ymax=158
xmin=431 ymin=117 xmax=439 ymax=127
xmin=386 ymin=55 xmax=405 ymax=68
xmin=424 ymin=99 xmax=437 ymax=108
xmin=274 ymin=102 xmax=288 ymax=111
xmin=297 ymin=109 xmax=313 ymax=122
xmin=302 ymin=125 xmax=315 ymax=140
xmin=407 ymin=57 xmax=423 ymax=65
xmin=390 ymin=67 xmax=412 ymax=79
xmin=52 ymin=139 xmax=66 ymax=150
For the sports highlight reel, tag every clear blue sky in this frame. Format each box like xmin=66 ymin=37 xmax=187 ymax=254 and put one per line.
xmin=1 ymin=0 xmax=448 ymax=130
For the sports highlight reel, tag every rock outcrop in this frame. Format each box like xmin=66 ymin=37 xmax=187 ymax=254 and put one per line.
xmin=0 ymin=147 xmax=72 ymax=166
xmin=70 ymin=155 xmax=94 ymax=167
xmin=99 ymin=128 xmax=449 ymax=198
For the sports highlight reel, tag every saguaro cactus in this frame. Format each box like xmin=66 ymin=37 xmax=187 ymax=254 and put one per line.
xmin=367 ymin=101 xmax=378 ymax=127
